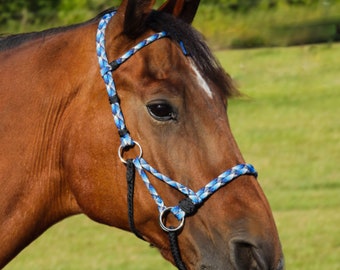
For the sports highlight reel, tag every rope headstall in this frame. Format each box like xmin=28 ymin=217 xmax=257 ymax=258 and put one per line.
xmin=96 ymin=11 xmax=258 ymax=270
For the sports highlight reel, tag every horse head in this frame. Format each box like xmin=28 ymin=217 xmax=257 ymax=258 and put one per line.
xmin=0 ymin=0 xmax=284 ymax=269
xmin=68 ymin=0 xmax=283 ymax=269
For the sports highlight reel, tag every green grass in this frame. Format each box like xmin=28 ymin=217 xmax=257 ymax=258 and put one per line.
xmin=4 ymin=44 xmax=340 ymax=269
xmin=218 ymin=43 xmax=340 ymax=269
xmin=5 ymin=217 xmax=174 ymax=270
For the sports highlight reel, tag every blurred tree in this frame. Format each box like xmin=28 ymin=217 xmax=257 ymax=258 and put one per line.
xmin=200 ymin=0 xmax=277 ymax=11
xmin=1 ymin=0 xmax=339 ymax=34
xmin=0 ymin=0 xmax=27 ymax=24
xmin=0 ymin=0 xmax=59 ymax=25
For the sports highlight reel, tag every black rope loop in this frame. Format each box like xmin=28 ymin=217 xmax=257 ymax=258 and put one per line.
xmin=168 ymin=230 xmax=187 ymax=270
xmin=179 ymin=197 xmax=197 ymax=216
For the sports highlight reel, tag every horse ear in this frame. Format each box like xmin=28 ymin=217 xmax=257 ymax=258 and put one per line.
xmin=116 ymin=0 xmax=156 ymax=38
xmin=158 ymin=0 xmax=200 ymax=24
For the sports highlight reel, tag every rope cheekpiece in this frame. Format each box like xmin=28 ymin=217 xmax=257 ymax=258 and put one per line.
xmin=96 ymin=11 xmax=258 ymax=270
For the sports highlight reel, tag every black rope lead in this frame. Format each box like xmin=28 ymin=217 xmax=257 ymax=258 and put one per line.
xmin=168 ymin=229 xmax=187 ymax=270
xmin=126 ymin=159 xmax=187 ymax=269
xmin=126 ymin=159 xmax=145 ymax=240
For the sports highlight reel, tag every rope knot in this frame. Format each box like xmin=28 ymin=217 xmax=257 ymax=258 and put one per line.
xmin=179 ymin=197 xmax=197 ymax=216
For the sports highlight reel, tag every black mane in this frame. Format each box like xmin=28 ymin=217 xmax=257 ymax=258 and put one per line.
xmin=0 ymin=28 xmax=71 ymax=51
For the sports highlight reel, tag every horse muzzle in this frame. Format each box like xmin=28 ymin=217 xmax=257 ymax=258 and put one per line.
xmin=191 ymin=236 xmax=284 ymax=270
xmin=228 ymin=237 xmax=285 ymax=270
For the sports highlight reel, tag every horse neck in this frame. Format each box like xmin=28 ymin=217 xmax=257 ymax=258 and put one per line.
xmin=0 ymin=22 xmax=105 ymax=267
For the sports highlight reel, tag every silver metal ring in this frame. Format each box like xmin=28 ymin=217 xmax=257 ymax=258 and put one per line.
xmin=159 ymin=207 xmax=185 ymax=232
xmin=118 ymin=141 xmax=143 ymax=164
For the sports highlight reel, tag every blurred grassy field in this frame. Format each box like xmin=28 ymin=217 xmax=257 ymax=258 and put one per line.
xmin=220 ymin=43 xmax=340 ymax=269
xmin=4 ymin=43 xmax=340 ymax=269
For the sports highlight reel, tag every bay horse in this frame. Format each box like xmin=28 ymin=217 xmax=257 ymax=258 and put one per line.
xmin=0 ymin=0 xmax=284 ymax=269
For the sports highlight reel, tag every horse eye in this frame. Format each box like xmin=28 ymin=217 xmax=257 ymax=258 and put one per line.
xmin=147 ymin=102 xmax=176 ymax=121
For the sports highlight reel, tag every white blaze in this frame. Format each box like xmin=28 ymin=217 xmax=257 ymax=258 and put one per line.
xmin=191 ymin=62 xmax=213 ymax=99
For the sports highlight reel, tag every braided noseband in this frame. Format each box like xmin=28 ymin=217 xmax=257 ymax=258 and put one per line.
xmin=96 ymin=11 xmax=258 ymax=270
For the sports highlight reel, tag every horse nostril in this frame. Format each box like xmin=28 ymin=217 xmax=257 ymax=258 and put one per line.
xmin=230 ymin=241 xmax=262 ymax=270
xmin=229 ymin=238 xmax=284 ymax=270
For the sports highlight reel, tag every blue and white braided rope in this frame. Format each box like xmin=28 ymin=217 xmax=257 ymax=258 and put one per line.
xmin=111 ymin=31 xmax=168 ymax=70
xmin=134 ymin=158 xmax=257 ymax=220
xmin=96 ymin=11 xmax=168 ymax=147
xmin=96 ymin=11 xmax=134 ymax=147
xmin=96 ymin=12 xmax=258 ymax=224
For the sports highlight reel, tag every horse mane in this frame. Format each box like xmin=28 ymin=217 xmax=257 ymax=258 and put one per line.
xmin=0 ymin=8 xmax=238 ymax=97
xmin=0 ymin=8 xmax=115 ymax=52
xmin=0 ymin=29 xmax=67 ymax=51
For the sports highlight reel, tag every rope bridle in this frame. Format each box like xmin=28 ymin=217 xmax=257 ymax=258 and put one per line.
xmin=96 ymin=11 xmax=258 ymax=270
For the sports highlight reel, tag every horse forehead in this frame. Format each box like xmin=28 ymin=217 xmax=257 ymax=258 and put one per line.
xmin=136 ymin=39 xmax=214 ymax=99
xmin=189 ymin=61 xmax=213 ymax=99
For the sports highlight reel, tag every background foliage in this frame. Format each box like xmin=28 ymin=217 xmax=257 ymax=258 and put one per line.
xmin=1 ymin=0 xmax=339 ymax=48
